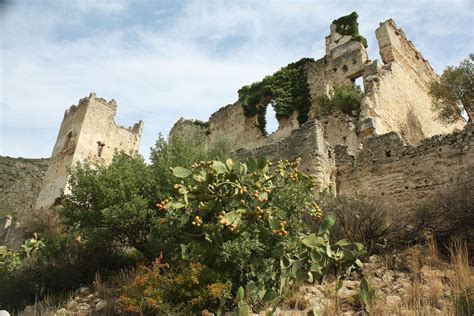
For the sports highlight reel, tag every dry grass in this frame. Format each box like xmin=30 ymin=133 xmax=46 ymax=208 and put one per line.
xmin=17 ymin=292 xmax=72 ymax=316
xmin=284 ymin=291 xmax=310 ymax=311
xmin=427 ymin=235 xmax=442 ymax=267
xmin=94 ymin=271 xmax=106 ymax=298
xmin=447 ymin=239 xmax=473 ymax=315
xmin=301 ymin=241 xmax=472 ymax=315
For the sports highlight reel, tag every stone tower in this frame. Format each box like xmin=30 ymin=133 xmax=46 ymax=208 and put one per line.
xmin=35 ymin=93 xmax=144 ymax=210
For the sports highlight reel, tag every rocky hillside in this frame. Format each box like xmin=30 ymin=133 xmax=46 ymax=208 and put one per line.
xmin=0 ymin=156 xmax=48 ymax=217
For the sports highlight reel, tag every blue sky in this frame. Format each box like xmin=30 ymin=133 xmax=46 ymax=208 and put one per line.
xmin=1 ymin=0 xmax=473 ymax=159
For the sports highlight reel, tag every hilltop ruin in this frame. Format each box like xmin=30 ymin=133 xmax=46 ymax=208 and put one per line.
xmin=171 ymin=13 xmax=472 ymax=209
xmin=32 ymin=13 xmax=473 ymax=211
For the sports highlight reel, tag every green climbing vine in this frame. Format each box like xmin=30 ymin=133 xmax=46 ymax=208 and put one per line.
xmin=332 ymin=11 xmax=368 ymax=48
xmin=238 ymin=58 xmax=314 ymax=135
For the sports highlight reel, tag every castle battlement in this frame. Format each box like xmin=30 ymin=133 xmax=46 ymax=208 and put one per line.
xmin=35 ymin=93 xmax=144 ymax=210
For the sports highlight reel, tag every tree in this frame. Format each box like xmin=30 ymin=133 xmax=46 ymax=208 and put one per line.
xmin=150 ymin=124 xmax=232 ymax=199
xmin=60 ymin=153 xmax=160 ymax=260
xmin=429 ymin=54 xmax=473 ymax=123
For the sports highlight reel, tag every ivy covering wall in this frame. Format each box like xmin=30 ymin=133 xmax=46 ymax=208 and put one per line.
xmin=238 ymin=58 xmax=314 ymax=135
xmin=332 ymin=12 xmax=368 ymax=48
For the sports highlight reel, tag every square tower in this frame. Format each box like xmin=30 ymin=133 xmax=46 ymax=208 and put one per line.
xmin=35 ymin=93 xmax=143 ymax=210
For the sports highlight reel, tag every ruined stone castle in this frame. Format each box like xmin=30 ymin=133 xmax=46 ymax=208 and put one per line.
xmin=34 ymin=14 xmax=472 ymax=212
xmin=35 ymin=93 xmax=143 ymax=210
xmin=171 ymin=15 xmax=473 ymax=209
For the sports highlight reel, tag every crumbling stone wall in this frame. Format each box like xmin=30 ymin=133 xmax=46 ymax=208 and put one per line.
xmin=358 ymin=20 xmax=465 ymax=143
xmin=336 ymin=123 xmax=474 ymax=209
xmin=206 ymin=20 xmax=368 ymax=150
xmin=234 ymin=120 xmax=335 ymax=192
xmin=201 ymin=17 xmax=464 ymax=154
xmin=170 ymin=15 xmax=471 ymax=211
xmin=208 ymin=102 xmax=267 ymax=149
xmin=35 ymin=93 xmax=143 ymax=210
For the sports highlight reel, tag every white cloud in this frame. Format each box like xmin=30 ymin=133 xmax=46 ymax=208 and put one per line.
xmin=74 ymin=0 xmax=128 ymax=13
xmin=1 ymin=0 xmax=473 ymax=159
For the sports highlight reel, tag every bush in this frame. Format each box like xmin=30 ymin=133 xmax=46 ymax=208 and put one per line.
xmin=60 ymin=153 xmax=159 ymax=260
xmin=150 ymin=124 xmax=232 ymax=200
xmin=0 ymin=230 xmax=135 ymax=311
xmin=153 ymin=157 xmax=366 ymax=313
xmin=60 ymin=125 xmax=233 ymax=262
xmin=318 ymin=85 xmax=363 ymax=117
xmin=412 ymin=173 xmax=474 ymax=257
xmin=120 ymin=255 xmax=232 ymax=315
xmin=319 ymin=195 xmax=407 ymax=253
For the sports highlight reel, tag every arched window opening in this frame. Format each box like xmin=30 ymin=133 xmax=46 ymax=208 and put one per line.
xmin=265 ymin=103 xmax=279 ymax=135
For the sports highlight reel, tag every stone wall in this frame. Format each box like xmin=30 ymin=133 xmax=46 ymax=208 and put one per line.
xmin=234 ymin=120 xmax=335 ymax=192
xmin=208 ymin=102 xmax=266 ymax=150
xmin=202 ymin=17 xmax=464 ymax=155
xmin=336 ymin=123 xmax=474 ymax=209
xmin=207 ymin=26 xmax=368 ymax=150
xmin=35 ymin=93 xmax=143 ymax=210
xmin=358 ymin=20 xmax=465 ymax=143
xmin=169 ymin=15 xmax=471 ymax=211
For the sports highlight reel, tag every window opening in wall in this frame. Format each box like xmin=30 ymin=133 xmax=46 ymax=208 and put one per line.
xmin=342 ymin=65 xmax=348 ymax=72
xmin=265 ymin=103 xmax=279 ymax=135
xmin=354 ymin=76 xmax=364 ymax=93
xmin=97 ymin=141 xmax=105 ymax=157
xmin=64 ymin=131 xmax=73 ymax=149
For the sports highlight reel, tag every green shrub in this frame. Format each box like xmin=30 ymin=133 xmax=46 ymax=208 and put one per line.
xmin=156 ymin=157 xmax=366 ymax=313
xmin=318 ymin=85 xmax=363 ymax=117
xmin=150 ymin=124 xmax=232 ymax=200
xmin=0 ymin=246 xmax=20 ymax=274
xmin=60 ymin=125 xmax=232 ymax=262
xmin=60 ymin=153 xmax=159 ymax=260
xmin=0 ymin=230 xmax=135 ymax=311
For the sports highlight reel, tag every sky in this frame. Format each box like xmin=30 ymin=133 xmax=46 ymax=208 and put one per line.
xmin=1 ymin=0 xmax=473 ymax=160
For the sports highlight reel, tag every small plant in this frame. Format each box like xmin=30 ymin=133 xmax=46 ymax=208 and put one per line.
xmin=359 ymin=276 xmax=376 ymax=313
xmin=448 ymin=240 xmax=473 ymax=316
xmin=319 ymin=195 xmax=405 ymax=253
xmin=234 ymin=286 xmax=251 ymax=316
xmin=0 ymin=246 xmax=20 ymax=273
xmin=317 ymin=85 xmax=363 ymax=117
xmin=21 ymin=233 xmax=46 ymax=257
xmin=94 ymin=271 xmax=105 ymax=298
xmin=332 ymin=12 xmax=368 ymax=48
